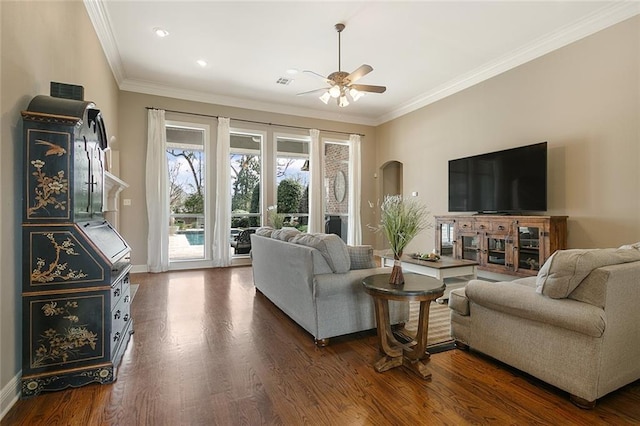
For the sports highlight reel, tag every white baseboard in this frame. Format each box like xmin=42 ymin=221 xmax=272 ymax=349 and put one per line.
xmin=131 ymin=264 xmax=149 ymax=273
xmin=0 ymin=372 xmax=21 ymax=421
xmin=131 ymin=259 xmax=251 ymax=275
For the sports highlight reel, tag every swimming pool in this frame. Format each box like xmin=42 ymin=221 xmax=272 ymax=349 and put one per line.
xmin=179 ymin=230 xmax=204 ymax=246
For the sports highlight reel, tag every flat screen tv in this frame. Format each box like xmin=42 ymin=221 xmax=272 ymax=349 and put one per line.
xmin=448 ymin=142 xmax=547 ymax=213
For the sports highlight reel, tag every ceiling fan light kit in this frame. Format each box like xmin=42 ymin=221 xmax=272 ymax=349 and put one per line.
xmin=298 ymin=23 xmax=386 ymax=108
xmin=319 ymin=92 xmax=331 ymax=104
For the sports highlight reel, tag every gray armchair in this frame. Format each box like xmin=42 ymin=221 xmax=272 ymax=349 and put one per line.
xmin=230 ymin=228 xmax=256 ymax=254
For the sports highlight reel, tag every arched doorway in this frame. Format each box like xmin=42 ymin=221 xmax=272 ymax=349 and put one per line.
xmin=377 ymin=161 xmax=403 ymax=250
xmin=380 ymin=160 xmax=403 ymax=198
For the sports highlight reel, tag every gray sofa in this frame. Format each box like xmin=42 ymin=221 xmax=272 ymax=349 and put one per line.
xmin=251 ymin=228 xmax=409 ymax=346
xmin=449 ymin=246 xmax=640 ymax=407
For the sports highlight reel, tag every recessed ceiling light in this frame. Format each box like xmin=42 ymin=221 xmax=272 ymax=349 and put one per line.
xmin=153 ymin=27 xmax=169 ymax=38
xmin=286 ymin=68 xmax=299 ymax=75
xmin=196 ymin=59 xmax=207 ymax=68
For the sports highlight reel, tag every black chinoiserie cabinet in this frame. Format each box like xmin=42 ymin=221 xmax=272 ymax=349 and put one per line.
xmin=20 ymin=89 xmax=133 ymax=397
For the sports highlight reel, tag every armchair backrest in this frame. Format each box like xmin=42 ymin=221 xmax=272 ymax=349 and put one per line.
xmin=236 ymin=228 xmax=256 ymax=243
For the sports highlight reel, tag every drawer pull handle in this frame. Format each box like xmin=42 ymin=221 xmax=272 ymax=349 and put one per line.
xmin=114 ymin=310 xmax=121 ymax=320
xmin=479 ymin=225 xmax=485 ymax=229
xmin=113 ymin=332 xmax=121 ymax=342
xmin=498 ymin=225 xmax=505 ymax=230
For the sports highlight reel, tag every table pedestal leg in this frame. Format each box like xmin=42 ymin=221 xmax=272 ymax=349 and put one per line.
xmin=402 ymin=300 xmax=433 ymax=379
xmin=373 ymin=298 xmax=434 ymax=380
xmin=372 ymin=298 xmax=403 ymax=372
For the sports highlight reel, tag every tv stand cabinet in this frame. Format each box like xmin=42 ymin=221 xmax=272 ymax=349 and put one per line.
xmin=435 ymin=215 xmax=568 ymax=277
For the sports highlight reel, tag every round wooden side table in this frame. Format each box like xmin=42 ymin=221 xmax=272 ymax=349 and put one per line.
xmin=362 ymin=273 xmax=445 ymax=380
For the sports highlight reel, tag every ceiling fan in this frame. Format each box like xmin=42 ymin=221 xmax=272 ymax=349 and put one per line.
xmin=298 ymin=23 xmax=386 ymax=107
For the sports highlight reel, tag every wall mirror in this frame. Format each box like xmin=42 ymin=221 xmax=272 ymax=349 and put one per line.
xmin=334 ymin=170 xmax=346 ymax=203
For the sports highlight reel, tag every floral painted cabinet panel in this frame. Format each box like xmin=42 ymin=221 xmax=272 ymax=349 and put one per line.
xmin=23 ymin=228 xmax=105 ymax=292
xmin=24 ymin=128 xmax=72 ymax=221
xmin=21 ymin=89 xmax=132 ymax=398
xmin=22 ymin=290 xmax=112 ymax=395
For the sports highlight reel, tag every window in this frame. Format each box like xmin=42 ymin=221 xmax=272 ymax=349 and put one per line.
xmin=275 ymin=135 xmax=310 ymax=232
xmin=230 ymin=131 xmax=262 ymax=255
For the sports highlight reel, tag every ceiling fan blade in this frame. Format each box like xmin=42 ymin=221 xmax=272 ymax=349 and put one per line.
xmin=350 ymin=84 xmax=386 ymax=94
xmin=346 ymin=64 xmax=373 ymax=84
xmin=303 ymin=70 xmax=330 ymax=84
xmin=297 ymin=87 xmax=328 ymax=96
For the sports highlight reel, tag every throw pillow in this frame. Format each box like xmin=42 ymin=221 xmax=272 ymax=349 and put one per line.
xmin=348 ymin=245 xmax=376 ymax=270
xmin=271 ymin=227 xmax=300 ymax=242
xmin=536 ymin=248 xmax=640 ymax=298
xmin=255 ymin=226 xmax=274 ymax=238
xmin=290 ymin=233 xmax=350 ymax=273
xmin=619 ymin=241 xmax=640 ymax=250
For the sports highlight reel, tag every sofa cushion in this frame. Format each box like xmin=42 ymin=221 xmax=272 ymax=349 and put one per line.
xmin=290 ymin=233 xmax=350 ymax=273
xmin=271 ymin=227 xmax=300 ymax=242
xmin=348 ymin=245 xmax=376 ymax=270
xmin=255 ymin=226 xmax=274 ymax=238
xmin=535 ymin=248 xmax=640 ymax=299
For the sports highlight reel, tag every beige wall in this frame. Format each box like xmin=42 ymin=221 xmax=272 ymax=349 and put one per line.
xmin=0 ymin=1 xmax=119 ymax=411
xmin=117 ymin=91 xmax=378 ymax=267
xmin=377 ymin=16 xmax=640 ymax=254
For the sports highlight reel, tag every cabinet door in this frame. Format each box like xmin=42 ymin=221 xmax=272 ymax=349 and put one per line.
xmin=485 ymin=234 xmax=510 ymax=268
xmin=435 ymin=220 xmax=455 ymax=257
xmin=90 ymin=143 xmax=105 ymax=217
xmin=513 ymin=225 xmax=544 ymax=273
xmin=73 ymin=136 xmax=92 ymax=220
xmin=25 ymin=128 xmax=72 ymax=222
xmin=458 ymin=231 xmax=481 ymax=262
xmin=23 ymin=290 xmax=110 ymax=375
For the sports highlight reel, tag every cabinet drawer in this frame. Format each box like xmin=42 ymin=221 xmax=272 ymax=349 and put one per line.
xmin=111 ymin=280 xmax=123 ymax=307
xmin=490 ymin=220 xmax=511 ymax=233
xmin=110 ymin=273 xmax=130 ymax=308
xmin=474 ymin=221 xmax=491 ymax=232
xmin=110 ymin=289 xmax=131 ymax=357
xmin=456 ymin=219 xmax=475 ymax=231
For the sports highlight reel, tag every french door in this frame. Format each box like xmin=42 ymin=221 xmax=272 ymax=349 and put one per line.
xmin=165 ymin=121 xmax=210 ymax=265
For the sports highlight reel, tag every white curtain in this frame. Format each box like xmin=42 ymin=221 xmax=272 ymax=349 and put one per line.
xmin=146 ymin=109 xmax=169 ymax=272
xmin=308 ymin=128 xmax=324 ymax=234
xmin=212 ymin=117 xmax=231 ymax=267
xmin=348 ymin=134 xmax=362 ymax=245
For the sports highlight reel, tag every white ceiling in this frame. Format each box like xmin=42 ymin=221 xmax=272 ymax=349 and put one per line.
xmin=86 ymin=1 xmax=639 ymax=126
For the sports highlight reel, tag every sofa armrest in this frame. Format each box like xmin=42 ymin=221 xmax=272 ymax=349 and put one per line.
xmin=466 ymin=280 xmax=605 ymax=337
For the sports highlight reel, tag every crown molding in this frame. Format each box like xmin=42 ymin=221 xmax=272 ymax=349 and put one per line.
xmin=375 ymin=2 xmax=640 ymax=125
xmin=120 ymin=79 xmax=378 ymax=127
xmin=83 ymin=0 xmax=125 ymax=84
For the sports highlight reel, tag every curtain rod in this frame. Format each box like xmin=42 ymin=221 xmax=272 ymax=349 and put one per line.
xmin=145 ymin=106 xmax=365 ymax=137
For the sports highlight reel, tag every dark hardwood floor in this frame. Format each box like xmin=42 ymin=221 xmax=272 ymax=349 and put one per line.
xmin=4 ymin=266 xmax=640 ymax=425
